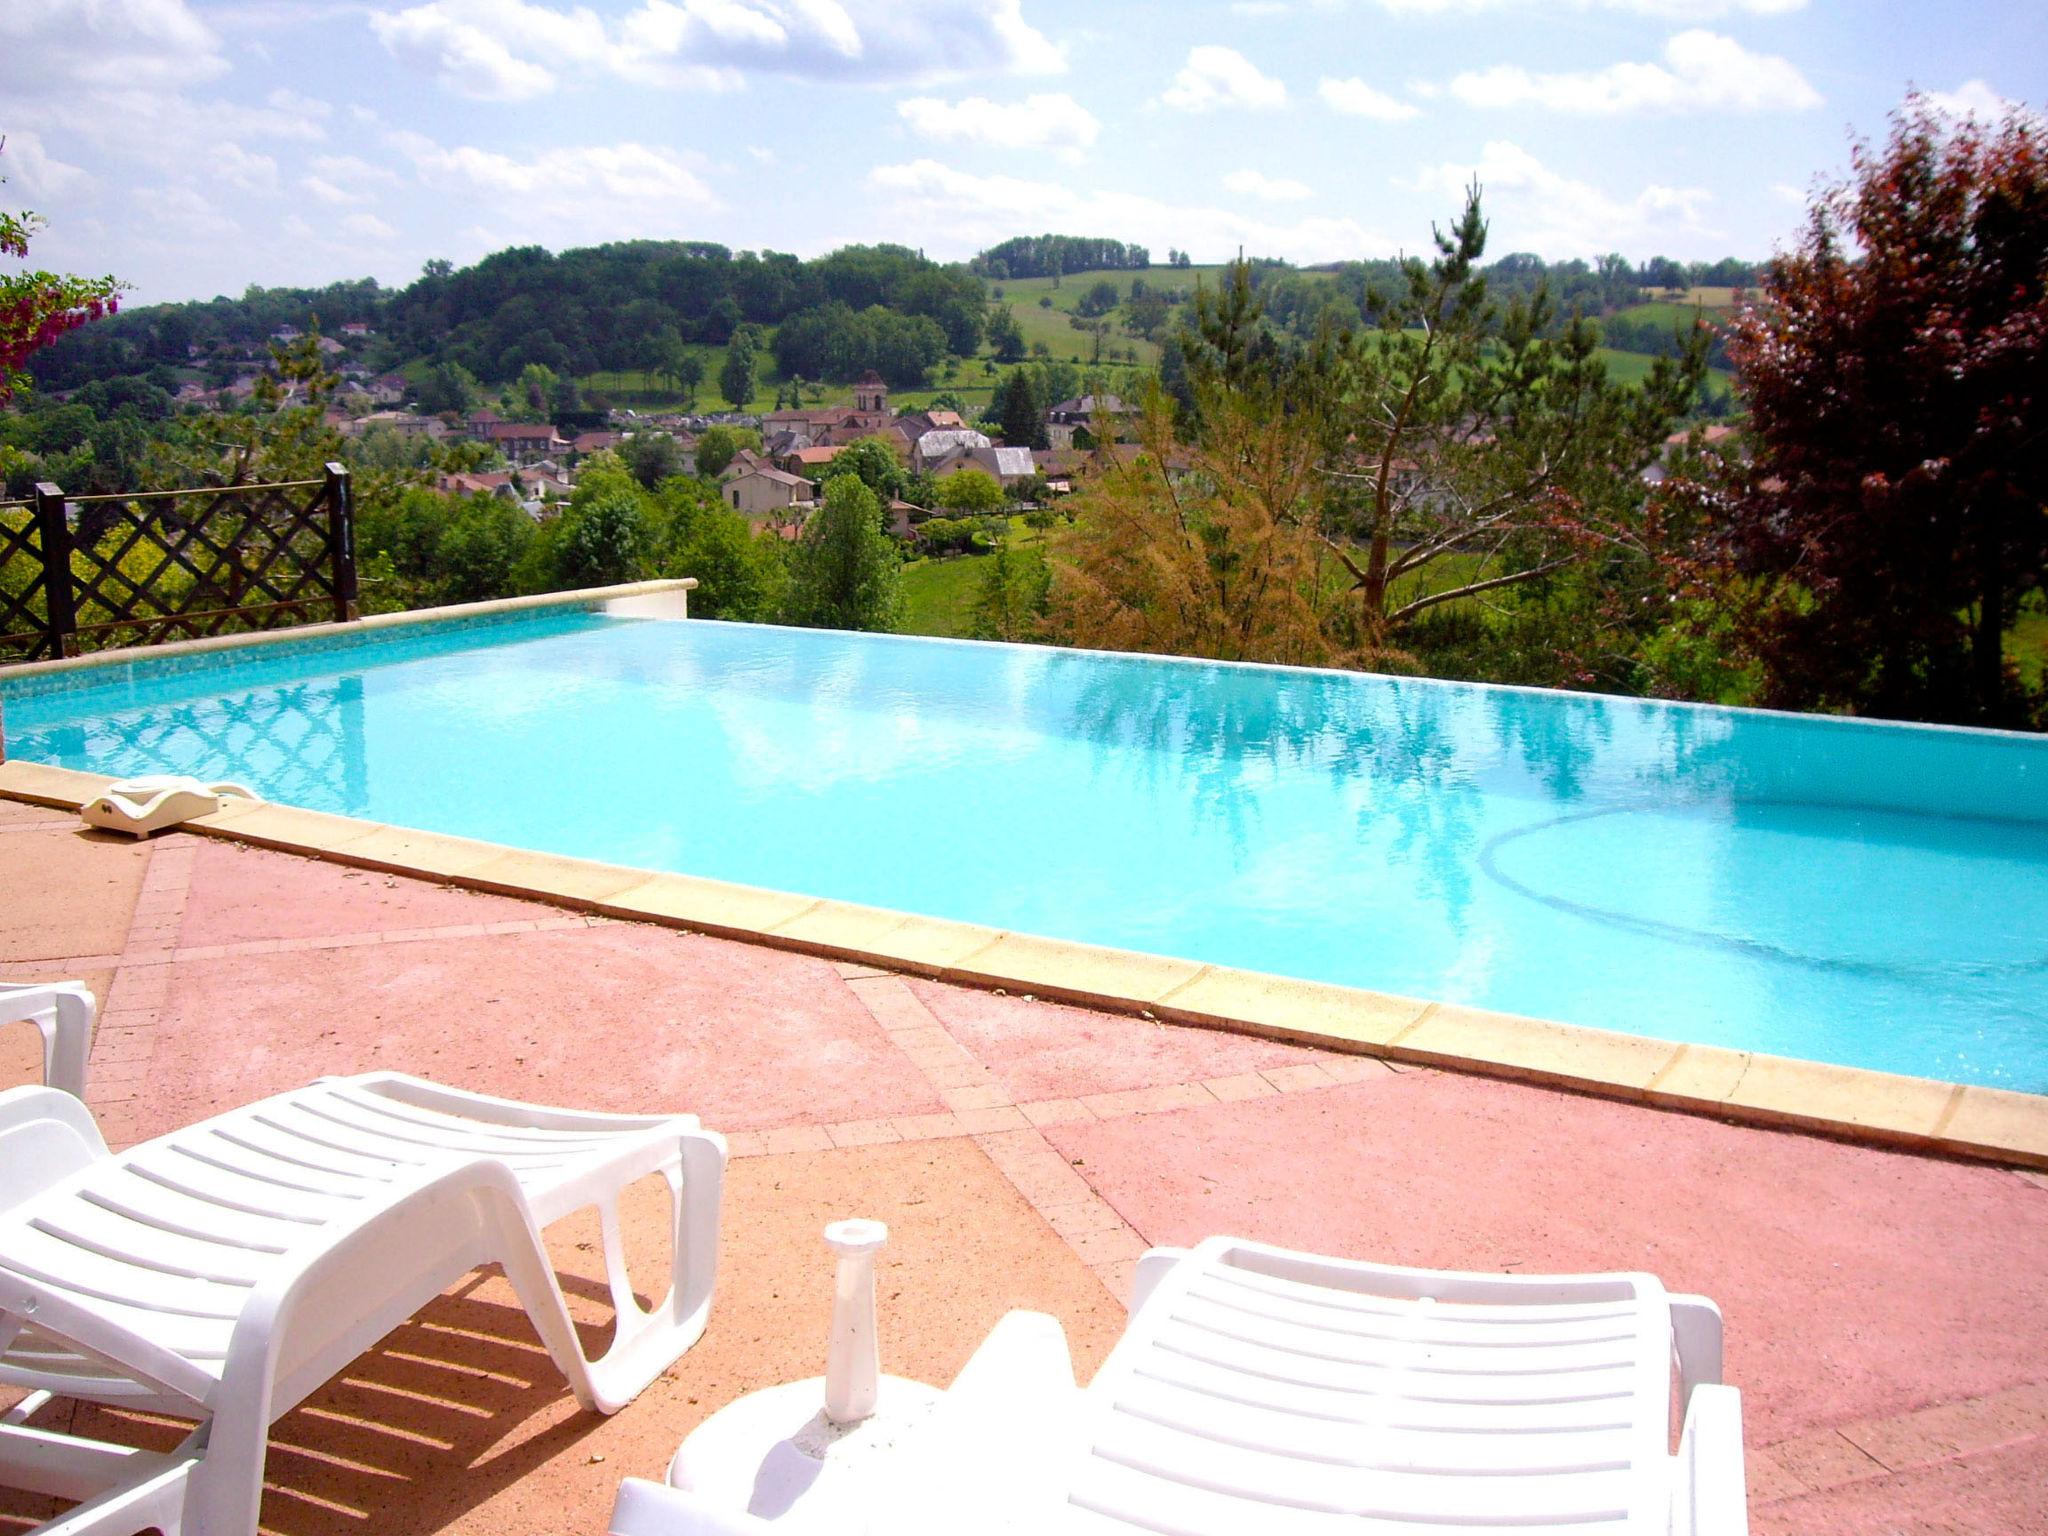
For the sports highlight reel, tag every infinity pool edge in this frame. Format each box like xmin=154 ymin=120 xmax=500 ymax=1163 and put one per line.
xmin=5 ymin=756 xmax=2042 ymax=1172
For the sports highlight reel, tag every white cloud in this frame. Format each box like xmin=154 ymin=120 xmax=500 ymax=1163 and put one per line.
xmin=1447 ymin=30 xmax=1820 ymax=114
xmin=1159 ymin=46 xmax=1287 ymax=112
xmin=387 ymin=132 xmax=723 ymax=239
xmin=746 ymin=145 xmax=778 ymax=164
xmin=372 ymin=0 xmax=1065 ymax=99
xmin=302 ymin=155 xmax=399 ymax=205
xmin=866 ymin=158 xmax=1388 ymax=265
xmin=265 ymin=87 xmax=334 ymax=120
xmin=340 ymin=212 xmax=397 ymax=241
xmin=1223 ymin=168 xmax=1314 ymax=202
xmin=1923 ymin=79 xmax=2031 ymax=123
xmin=370 ymin=0 xmax=609 ymax=101
xmin=0 ymin=129 xmax=93 ymax=198
xmin=0 ymin=0 xmax=227 ymax=95
xmin=212 ymin=143 xmax=279 ymax=193
xmin=1319 ymin=77 xmax=1421 ymax=121
xmin=896 ymin=93 xmax=1099 ymax=162
xmin=1407 ymin=140 xmax=1715 ymax=256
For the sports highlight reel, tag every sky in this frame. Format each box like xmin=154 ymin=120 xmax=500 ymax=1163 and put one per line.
xmin=1 ymin=0 xmax=2041 ymax=306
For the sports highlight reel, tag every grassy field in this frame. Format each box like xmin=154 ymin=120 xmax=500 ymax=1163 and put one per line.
xmin=570 ymin=266 xmax=1739 ymax=418
xmin=1641 ymin=286 xmax=1745 ymax=310
xmin=899 ymin=517 xmax=1060 ymax=638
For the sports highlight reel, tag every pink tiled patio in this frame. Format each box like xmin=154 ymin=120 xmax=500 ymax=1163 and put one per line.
xmin=3 ymin=795 xmax=2045 ymax=1534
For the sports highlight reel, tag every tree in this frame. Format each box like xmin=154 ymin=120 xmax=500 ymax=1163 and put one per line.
xmin=667 ymin=505 xmax=788 ymax=621
xmin=828 ymin=435 xmax=910 ymax=504
xmin=621 ymin=431 xmax=685 ymax=489
xmin=933 ymin=467 xmax=1005 ymax=515
xmin=1707 ymin=98 xmax=2048 ymax=726
xmin=1 ymin=142 xmax=124 ymax=400
xmin=783 ymin=475 xmax=902 ymax=631
xmin=971 ymin=540 xmax=1051 ymax=642
xmin=719 ymin=328 xmax=757 ymax=408
xmin=693 ymin=423 xmax=761 ymax=478
xmin=416 ymin=360 xmax=480 ymax=415
xmin=987 ymin=306 xmax=1026 ymax=363
xmin=531 ymin=461 xmax=653 ymax=590
xmin=513 ymin=361 xmax=560 ymax=420
xmin=1299 ymin=191 xmax=1700 ymax=658
xmin=997 ymin=369 xmax=1044 ymax=448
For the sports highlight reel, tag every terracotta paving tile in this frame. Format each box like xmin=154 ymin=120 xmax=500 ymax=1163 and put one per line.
xmin=923 ymin=1061 xmax=999 ymax=1091
xmin=1743 ymin=1430 xmax=1887 ymax=1494
xmin=1839 ymin=1382 xmax=2048 ymax=1470
xmin=1080 ymin=1082 xmax=1217 ymax=1120
xmin=953 ymin=1106 xmax=1029 ymax=1134
xmin=1314 ymin=1053 xmax=1397 ymax=1084
xmin=1019 ymin=1098 xmax=1097 ymax=1128
xmin=826 ymin=1119 xmax=903 ymax=1149
xmin=724 ymin=1130 xmax=769 ymax=1158
xmin=1201 ymin=1071 xmax=1281 ymax=1103
xmin=939 ymin=1084 xmax=1013 ymax=1113
xmin=1261 ymin=1062 xmax=1339 ymax=1093
xmin=890 ymin=1111 xmax=966 ymax=1142
xmin=1092 ymin=1258 xmax=1141 ymax=1305
xmin=1746 ymin=1448 xmax=1811 ymax=1504
xmin=1039 ymin=1200 xmax=1132 ymax=1240
xmin=1066 ymin=1226 xmax=1149 ymax=1264
xmin=760 ymin=1125 xmax=835 ymax=1156
xmin=831 ymin=961 xmax=895 ymax=981
xmin=843 ymin=977 xmax=943 ymax=1034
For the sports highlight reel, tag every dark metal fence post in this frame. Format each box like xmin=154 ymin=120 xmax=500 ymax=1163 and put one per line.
xmin=33 ymin=482 xmax=77 ymax=658
xmin=324 ymin=461 xmax=358 ymax=621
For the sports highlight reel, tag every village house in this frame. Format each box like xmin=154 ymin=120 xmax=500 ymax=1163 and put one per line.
xmin=723 ymin=465 xmax=815 ymax=521
xmin=924 ymin=443 xmax=1037 ymax=487
xmin=571 ymin=430 xmax=625 ymax=456
xmin=354 ymin=410 xmax=444 ymax=439
xmin=340 ymin=321 xmax=372 ymax=338
xmin=718 ymin=448 xmax=773 ymax=481
xmin=911 ymin=428 xmax=994 ymax=474
xmin=781 ymin=444 xmax=845 ymax=475
xmin=481 ymin=421 xmax=571 ymax=465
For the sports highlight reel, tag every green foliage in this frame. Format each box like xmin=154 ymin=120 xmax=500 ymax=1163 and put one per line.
xmin=621 ymin=431 xmax=685 ymax=489
xmin=1 ymin=144 xmax=125 ymax=401
xmin=770 ymin=302 xmax=949 ymax=387
xmin=970 ymin=540 xmax=1052 ymax=642
xmin=987 ymin=307 xmax=1026 ymax=363
xmin=915 ymin=517 xmax=988 ymax=556
xmin=997 ymin=369 xmax=1046 ymax=449
xmin=667 ymin=504 xmax=788 ymax=621
xmin=694 ymin=424 xmax=761 ymax=477
xmin=719 ymin=328 xmax=758 ymax=409
xmin=416 ymin=360 xmax=481 ymax=415
xmin=826 ymin=436 xmax=911 ymax=503
xmin=933 ymin=467 xmax=1005 ymax=515
xmin=782 ymin=475 xmax=901 ymax=632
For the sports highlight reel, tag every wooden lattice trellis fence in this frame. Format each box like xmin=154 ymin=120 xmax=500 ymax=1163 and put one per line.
xmin=0 ymin=463 xmax=357 ymax=662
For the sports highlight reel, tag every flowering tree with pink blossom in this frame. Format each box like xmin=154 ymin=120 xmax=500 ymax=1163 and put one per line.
xmin=2 ymin=139 xmax=125 ymax=401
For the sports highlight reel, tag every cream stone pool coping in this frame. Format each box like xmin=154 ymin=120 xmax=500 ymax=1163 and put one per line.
xmin=2 ymin=755 xmax=2043 ymax=1172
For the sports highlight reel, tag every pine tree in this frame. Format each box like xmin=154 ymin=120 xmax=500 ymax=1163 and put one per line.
xmin=999 ymin=369 xmax=1046 ymax=449
xmin=719 ymin=330 xmax=756 ymax=410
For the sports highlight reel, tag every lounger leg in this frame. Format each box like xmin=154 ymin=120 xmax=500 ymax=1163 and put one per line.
xmin=578 ymin=1129 xmax=725 ymax=1408
xmin=1670 ymin=1294 xmax=1725 ymax=1407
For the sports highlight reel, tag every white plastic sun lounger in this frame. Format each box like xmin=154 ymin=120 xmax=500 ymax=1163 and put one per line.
xmin=1 ymin=1072 xmax=726 ymax=1535
xmin=0 ymin=981 xmax=94 ymax=1099
xmin=612 ymin=1235 xmax=1747 ymax=1535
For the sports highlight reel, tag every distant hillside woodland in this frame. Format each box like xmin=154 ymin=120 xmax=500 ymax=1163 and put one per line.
xmin=27 ymin=237 xmax=1754 ymax=397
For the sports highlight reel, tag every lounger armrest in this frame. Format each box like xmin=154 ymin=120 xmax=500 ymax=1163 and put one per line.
xmin=1670 ymin=1293 xmax=1724 ymax=1404
xmin=611 ymin=1477 xmax=772 ymax=1536
xmin=1672 ymin=1383 xmax=1747 ymax=1536
xmin=0 ymin=981 xmax=95 ymax=1100
xmin=1130 ymin=1247 xmax=1190 ymax=1315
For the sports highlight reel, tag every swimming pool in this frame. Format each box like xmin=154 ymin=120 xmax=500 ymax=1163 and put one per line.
xmin=5 ymin=609 xmax=2045 ymax=1091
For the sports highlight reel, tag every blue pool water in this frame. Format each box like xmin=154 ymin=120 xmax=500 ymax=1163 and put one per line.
xmin=5 ymin=610 xmax=2045 ymax=1090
